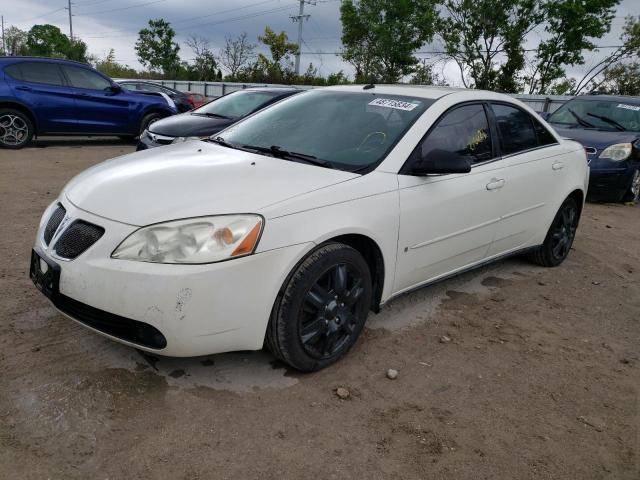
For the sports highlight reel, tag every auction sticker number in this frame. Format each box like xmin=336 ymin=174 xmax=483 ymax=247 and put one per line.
xmin=369 ymin=98 xmax=419 ymax=111
xmin=617 ymin=103 xmax=640 ymax=112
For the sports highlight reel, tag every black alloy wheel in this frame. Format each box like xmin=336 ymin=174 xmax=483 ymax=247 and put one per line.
xmin=266 ymin=243 xmax=373 ymax=372
xmin=529 ymin=197 xmax=580 ymax=267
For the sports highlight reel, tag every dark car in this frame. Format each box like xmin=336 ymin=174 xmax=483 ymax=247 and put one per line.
xmin=543 ymin=95 xmax=640 ymax=202
xmin=0 ymin=57 xmax=177 ymax=148
xmin=118 ymin=81 xmax=195 ymax=113
xmin=137 ymin=87 xmax=301 ymax=150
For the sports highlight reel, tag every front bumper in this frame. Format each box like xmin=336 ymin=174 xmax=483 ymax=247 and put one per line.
xmin=31 ymin=199 xmax=311 ymax=357
xmin=136 ymin=130 xmax=175 ymax=151
xmin=588 ymin=164 xmax=638 ymax=200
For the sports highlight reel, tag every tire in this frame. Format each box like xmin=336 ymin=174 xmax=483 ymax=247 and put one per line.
xmin=139 ymin=112 xmax=165 ymax=136
xmin=621 ymin=168 xmax=640 ymax=203
xmin=528 ymin=197 xmax=580 ymax=267
xmin=266 ymin=243 xmax=373 ymax=372
xmin=0 ymin=108 xmax=34 ymax=149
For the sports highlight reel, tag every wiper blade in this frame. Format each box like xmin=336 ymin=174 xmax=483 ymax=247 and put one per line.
xmin=209 ymin=136 xmax=238 ymax=149
xmin=242 ymin=145 xmax=334 ymax=168
xmin=586 ymin=112 xmax=625 ymax=131
xmin=196 ymin=112 xmax=232 ymax=119
xmin=568 ymin=108 xmax=595 ymax=128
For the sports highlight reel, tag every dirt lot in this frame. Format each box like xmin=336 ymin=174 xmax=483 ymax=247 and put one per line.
xmin=0 ymin=138 xmax=638 ymax=479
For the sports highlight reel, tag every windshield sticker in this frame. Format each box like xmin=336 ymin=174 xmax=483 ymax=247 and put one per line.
xmin=369 ymin=98 xmax=419 ymax=111
xmin=617 ymin=103 xmax=640 ymax=112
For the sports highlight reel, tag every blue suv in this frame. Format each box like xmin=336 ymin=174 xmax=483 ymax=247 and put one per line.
xmin=0 ymin=57 xmax=177 ymax=148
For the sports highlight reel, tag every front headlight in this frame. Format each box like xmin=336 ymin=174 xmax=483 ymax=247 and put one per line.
xmin=112 ymin=215 xmax=263 ymax=264
xmin=172 ymin=136 xmax=204 ymax=144
xmin=599 ymin=143 xmax=632 ymax=161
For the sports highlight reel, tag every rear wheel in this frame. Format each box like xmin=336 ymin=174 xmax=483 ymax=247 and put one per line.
xmin=528 ymin=197 xmax=580 ymax=267
xmin=621 ymin=168 xmax=640 ymax=203
xmin=0 ymin=108 xmax=33 ymax=149
xmin=266 ymin=243 xmax=372 ymax=372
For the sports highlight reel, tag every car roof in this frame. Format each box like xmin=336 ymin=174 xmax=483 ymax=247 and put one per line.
xmin=320 ymin=84 xmax=465 ymax=99
xmin=0 ymin=56 xmax=90 ymax=67
xmin=243 ymin=86 xmax=302 ymax=93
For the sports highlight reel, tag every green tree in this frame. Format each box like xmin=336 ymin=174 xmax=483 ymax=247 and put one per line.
xmin=410 ymin=59 xmax=448 ymax=85
xmin=340 ymin=0 xmax=438 ymax=83
xmin=135 ymin=19 xmax=181 ymax=76
xmin=185 ymin=35 xmax=219 ymax=81
xmin=248 ymin=27 xmax=299 ymax=83
xmin=438 ymin=0 xmax=541 ymax=91
xmin=590 ymin=62 xmax=640 ymax=95
xmin=526 ymin=0 xmax=620 ymax=94
xmin=24 ymin=24 xmax=90 ymax=62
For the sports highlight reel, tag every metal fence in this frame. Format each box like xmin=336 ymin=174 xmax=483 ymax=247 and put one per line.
xmin=115 ymin=79 xmax=572 ymax=113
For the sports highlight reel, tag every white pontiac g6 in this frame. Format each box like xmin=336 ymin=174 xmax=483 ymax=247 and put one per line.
xmin=31 ymin=86 xmax=589 ymax=371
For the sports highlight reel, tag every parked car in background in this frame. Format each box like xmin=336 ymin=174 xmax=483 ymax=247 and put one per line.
xmin=188 ymin=92 xmax=207 ymax=108
xmin=137 ymin=87 xmax=300 ymax=150
xmin=30 ymin=86 xmax=588 ymax=371
xmin=542 ymin=95 xmax=640 ymax=202
xmin=0 ymin=57 xmax=177 ymax=148
xmin=118 ymin=81 xmax=194 ymax=113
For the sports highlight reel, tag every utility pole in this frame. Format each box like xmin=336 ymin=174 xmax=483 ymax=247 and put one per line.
xmin=290 ymin=0 xmax=315 ymax=76
xmin=65 ymin=0 xmax=73 ymax=39
xmin=1 ymin=16 xmax=5 ymax=56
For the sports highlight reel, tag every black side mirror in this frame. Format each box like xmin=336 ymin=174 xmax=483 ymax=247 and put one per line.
xmin=412 ymin=149 xmax=472 ymax=175
xmin=108 ymin=84 xmax=122 ymax=94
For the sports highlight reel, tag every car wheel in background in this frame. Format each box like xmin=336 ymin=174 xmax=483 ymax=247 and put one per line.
xmin=621 ymin=168 xmax=640 ymax=203
xmin=0 ymin=108 xmax=33 ymax=149
xmin=266 ymin=243 xmax=373 ymax=372
xmin=139 ymin=112 xmax=166 ymax=136
xmin=528 ymin=197 xmax=580 ymax=267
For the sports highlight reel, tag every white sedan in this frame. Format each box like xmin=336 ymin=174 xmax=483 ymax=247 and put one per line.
xmin=30 ymin=85 xmax=589 ymax=371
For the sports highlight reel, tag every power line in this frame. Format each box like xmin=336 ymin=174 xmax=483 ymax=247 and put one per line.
xmin=300 ymin=45 xmax=628 ymax=55
xmin=75 ymin=0 xmax=167 ymax=16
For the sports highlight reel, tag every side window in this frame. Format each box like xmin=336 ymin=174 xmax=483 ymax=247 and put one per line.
xmin=12 ymin=62 xmax=65 ymax=86
xmin=420 ymin=104 xmax=493 ymax=164
xmin=120 ymin=83 xmax=136 ymax=91
xmin=62 ymin=66 xmax=111 ymax=90
xmin=532 ymin=117 xmax=557 ymax=146
xmin=492 ymin=103 xmax=538 ymax=155
xmin=4 ymin=64 xmax=23 ymax=80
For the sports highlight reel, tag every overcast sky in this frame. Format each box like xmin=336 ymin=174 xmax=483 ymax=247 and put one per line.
xmin=2 ymin=0 xmax=637 ymax=85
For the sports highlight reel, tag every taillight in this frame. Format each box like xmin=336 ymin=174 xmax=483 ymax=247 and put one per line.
xmin=187 ymin=95 xmax=195 ymax=107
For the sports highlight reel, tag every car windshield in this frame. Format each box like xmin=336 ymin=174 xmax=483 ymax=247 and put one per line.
xmin=216 ymin=90 xmax=432 ymax=172
xmin=548 ymin=99 xmax=640 ymax=132
xmin=194 ymin=90 xmax=281 ymax=120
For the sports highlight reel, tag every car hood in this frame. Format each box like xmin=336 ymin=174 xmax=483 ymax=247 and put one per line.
xmin=148 ymin=112 xmax=233 ymax=137
xmin=64 ymin=142 xmax=359 ymax=226
xmin=551 ymin=124 xmax=639 ymax=150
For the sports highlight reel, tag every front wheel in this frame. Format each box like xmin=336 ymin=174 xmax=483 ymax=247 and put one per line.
xmin=0 ymin=108 xmax=33 ymax=149
xmin=528 ymin=197 xmax=580 ymax=267
xmin=139 ymin=112 xmax=165 ymax=136
xmin=266 ymin=243 xmax=373 ymax=372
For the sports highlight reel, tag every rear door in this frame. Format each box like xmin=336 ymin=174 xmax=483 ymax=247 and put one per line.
xmin=4 ymin=61 xmax=77 ymax=133
xmin=61 ymin=64 xmax=131 ymax=134
xmin=486 ymin=102 xmax=566 ymax=256
xmin=394 ymin=103 xmax=505 ymax=293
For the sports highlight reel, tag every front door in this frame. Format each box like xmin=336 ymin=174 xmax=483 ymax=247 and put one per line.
xmin=394 ymin=103 xmax=505 ymax=294
xmin=61 ymin=64 xmax=132 ymax=134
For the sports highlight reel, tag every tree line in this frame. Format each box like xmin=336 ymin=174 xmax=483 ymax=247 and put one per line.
xmin=2 ymin=0 xmax=639 ymax=95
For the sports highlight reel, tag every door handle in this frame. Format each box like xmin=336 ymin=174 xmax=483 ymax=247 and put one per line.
xmin=486 ymin=178 xmax=505 ymax=190
xmin=552 ymin=161 xmax=564 ymax=171
xmin=15 ymin=85 xmax=32 ymax=91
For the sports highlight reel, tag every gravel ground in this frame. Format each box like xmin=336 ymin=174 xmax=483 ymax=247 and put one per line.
xmin=1 ymin=139 xmax=638 ymax=479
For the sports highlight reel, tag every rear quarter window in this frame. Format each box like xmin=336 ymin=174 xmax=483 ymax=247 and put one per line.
xmin=5 ymin=62 xmax=65 ymax=86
